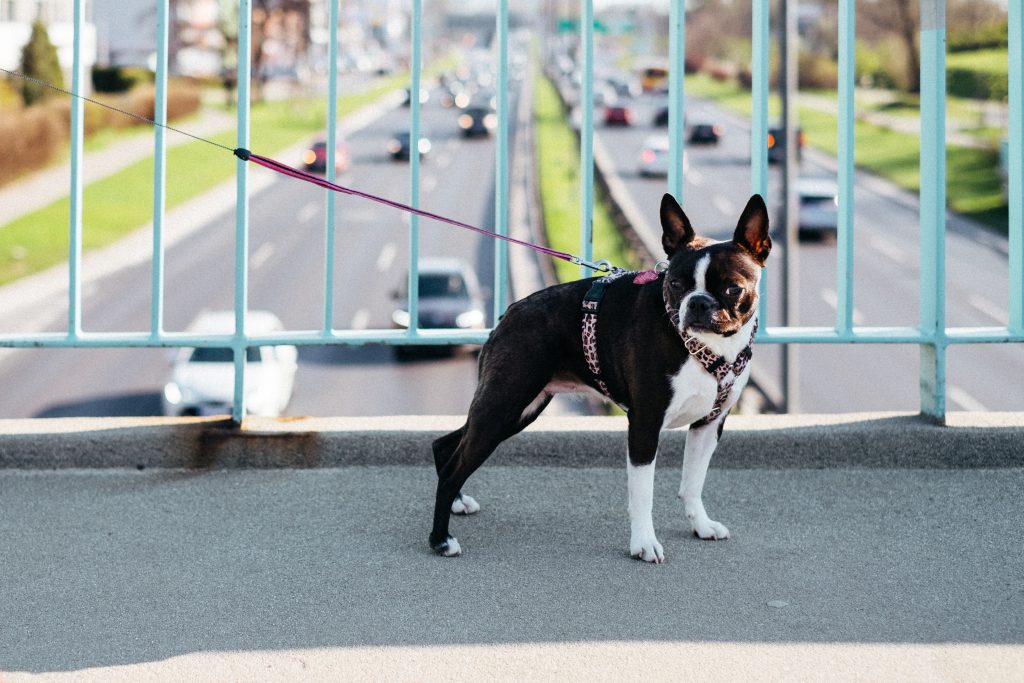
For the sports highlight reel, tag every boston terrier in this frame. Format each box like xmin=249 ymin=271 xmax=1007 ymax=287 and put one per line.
xmin=430 ymin=193 xmax=771 ymax=563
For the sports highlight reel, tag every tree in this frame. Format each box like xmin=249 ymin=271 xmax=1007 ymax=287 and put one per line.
xmin=18 ymin=20 xmax=64 ymax=107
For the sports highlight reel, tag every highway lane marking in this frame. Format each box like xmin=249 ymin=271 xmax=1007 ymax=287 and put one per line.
xmin=435 ymin=152 xmax=452 ymax=169
xmin=948 ymin=385 xmax=989 ymax=412
xmin=376 ymin=242 xmax=397 ymax=272
xmin=820 ymin=288 xmax=865 ymax=323
xmin=713 ymin=195 xmax=735 ymax=216
xmin=968 ymin=294 xmax=1007 ymax=324
xmin=687 ymin=169 xmax=704 ymax=187
xmin=297 ymin=202 xmax=319 ymax=224
xmin=251 ymin=242 xmax=275 ymax=270
xmin=868 ymin=235 xmax=908 ymax=265
xmin=351 ymin=308 xmax=370 ymax=330
xmin=422 ymin=174 xmax=438 ymax=193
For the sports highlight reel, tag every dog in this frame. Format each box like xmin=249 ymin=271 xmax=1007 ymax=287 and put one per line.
xmin=430 ymin=193 xmax=770 ymax=562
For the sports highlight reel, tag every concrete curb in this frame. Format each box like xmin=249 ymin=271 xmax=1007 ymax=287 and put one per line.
xmin=1 ymin=412 xmax=1021 ymax=470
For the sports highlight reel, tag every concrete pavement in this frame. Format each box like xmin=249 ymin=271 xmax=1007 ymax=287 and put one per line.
xmin=1 ymin=412 xmax=1023 ymax=680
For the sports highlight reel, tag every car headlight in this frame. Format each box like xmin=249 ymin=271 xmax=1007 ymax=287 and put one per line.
xmin=417 ymin=139 xmax=432 ymax=154
xmin=302 ymin=149 xmax=317 ymax=165
xmin=387 ymin=140 xmax=402 ymax=154
xmin=484 ymin=113 xmax=497 ymax=129
xmin=392 ymin=309 xmax=410 ymax=327
xmin=458 ymin=114 xmax=472 ymax=129
xmin=456 ymin=309 xmax=485 ymax=328
xmin=163 ymin=382 xmax=182 ymax=405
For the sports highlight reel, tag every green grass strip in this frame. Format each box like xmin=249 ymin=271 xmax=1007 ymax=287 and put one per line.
xmin=534 ymin=74 xmax=640 ymax=283
xmin=686 ymin=73 xmax=1008 ymax=233
xmin=0 ymin=65 xmax=452 ymax=286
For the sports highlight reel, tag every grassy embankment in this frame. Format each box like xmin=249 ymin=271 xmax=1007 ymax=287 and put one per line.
xmin=0 ymin=65 xmax=453 ymax=286
xmin=533 ymin=74 xmax=640 ymax=283
xmin=685 ymin=71 xmax=1008 ymax=233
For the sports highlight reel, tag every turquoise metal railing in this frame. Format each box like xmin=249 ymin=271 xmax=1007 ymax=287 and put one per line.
xmin=0 ymin=1 xmax=1021 ymax=425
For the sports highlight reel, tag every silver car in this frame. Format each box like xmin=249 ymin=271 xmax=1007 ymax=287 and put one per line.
xmin=797 ymin=177 xmax=839 ymax=239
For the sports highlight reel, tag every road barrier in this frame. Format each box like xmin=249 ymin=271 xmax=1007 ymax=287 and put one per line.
xmin=0 ymin=1 xmax=1020 ymax=424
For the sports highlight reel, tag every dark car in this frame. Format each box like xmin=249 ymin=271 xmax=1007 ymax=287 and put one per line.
xmin=302 ymin=140 xmax=350 ymax=174
xmin=387 ymin=130 xmax=432 ymax=161
xmin=767 ymin=126 xmax=805 ymax=164
xmin=688 ymin=123 xmax=723 ymax=145
xmin=652 ymin=106 xmax=669 ymax=127
xmin=604 ymin=105 xmax=633 ymax=126
xmin=457 ymin=107 xmax=496 ymax=137
xmin=391 ymin=258 xmax=487 ymax=357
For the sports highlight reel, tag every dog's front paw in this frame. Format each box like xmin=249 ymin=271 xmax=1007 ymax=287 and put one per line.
xmin=691 ymin=518 xmax=730 ymax=540
xmin=430 ymin=534 xmax=462 ymax=557
xmin=450 ymin=493 xmax=480 ymax=515
xmin=629 ymin=533 xmax=665 ymax=564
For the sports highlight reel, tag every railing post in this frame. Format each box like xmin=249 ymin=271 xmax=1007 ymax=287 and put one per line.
xmin=494 ymin=0 xmax=510 ymax=318
xmin=407 ymin=0 xmax=423 ymax=338
xmin=919 ymin=0 xmax=947 ymax=423
xmin=67 ymin=0 xmax=85 ymax=339
xmin=151 ymin=0 xmax=169 ymax=338
xmin=751 ymin=0 xmax=769 ymax=327
xmin=232 ymin=0 xmax=253 ymax=424
xmin=579 ymin=0 xmax=595 ymax=278
xmin=1009 ymin=0 xmax=1023 ymax=334
xmin=323 ymin=0 xmax=340 ymax=335
xmin=835 ymin=0 xmax=855 ymax=335
xmin=667 ymin=0 xmax=685 ymax=203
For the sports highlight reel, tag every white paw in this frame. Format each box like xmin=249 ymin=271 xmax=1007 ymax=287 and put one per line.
xmin=629 ymin=533 xmax=665 ymax=564
xmin=450 ymin=494 xmax=480 ymax=515
xmin=440 ymin=536 xmax=462 ymax=557
xmin=691 ymin=517 xmax=730 ymax=540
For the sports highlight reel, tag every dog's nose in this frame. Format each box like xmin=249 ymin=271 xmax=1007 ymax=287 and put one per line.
xmin=687 ymin=295 xmax=714 ymax=316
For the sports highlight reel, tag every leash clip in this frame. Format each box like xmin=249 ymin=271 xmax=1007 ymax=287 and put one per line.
xmin=571 ymin=256 xmax=618 ymax=274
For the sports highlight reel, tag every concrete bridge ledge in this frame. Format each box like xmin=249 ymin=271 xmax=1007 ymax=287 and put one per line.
xmin=1 ymin=412 xmax=1021 ymax=470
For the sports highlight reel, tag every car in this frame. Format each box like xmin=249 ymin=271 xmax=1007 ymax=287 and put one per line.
xmin=391 ymin=258 xmax=487 ymax=355
xmin=457 ymin=106 xmax=497 ymax=137
xmin=688 ymin=122 xmax=723 ymax=145
xmin=302 ymin=139 xmax=351 ymax=174
xmin=604 ymin=105 xmax=633 ymax=126
xmin=652 ymin=106 xmax=669 ymax=127
xmin=797 ymin=177 xmax=839 ymax=239
xmin=767 ymin=126 xmax=804 ymax=164
xmin=387 ymin=130 xmax=432 ymax=161
xmin=638 ymin=135 xmax=688 ymax=178
xmin=161 ymin=310 xmax=298 ymax=417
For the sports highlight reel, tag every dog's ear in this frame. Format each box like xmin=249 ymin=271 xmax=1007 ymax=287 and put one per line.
xmin=660 ymin=194 xmax=696 ymax=256
xmin=733 ymin=194 xmax=771 ymax=265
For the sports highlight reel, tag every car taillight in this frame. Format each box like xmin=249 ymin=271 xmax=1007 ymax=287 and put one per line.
xmin=302 ymin=150 xmax=317 ymax=165
xmin=458 ymin=114 xmax=472 ymax=129
xmin=767 ymin=133 xmax=776 ymax=149
xmin=798 ymin=130 xmax=806 ymax=147
xmin=642 ymin=149 xmax=655 ymax=164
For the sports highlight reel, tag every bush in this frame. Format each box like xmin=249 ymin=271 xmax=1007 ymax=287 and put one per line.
xmin=948 ymin=20 xmax=1008 ymax=53
xmin=799 ymin=51 xmax=838 ymax=90
xmin=18 ymin=20 xmax=63 ymax=106
xmin=946 ymin=49 xmax=1009 ymax=101
xmin=91 ymin=66 xmax=154 ymax=93
xmin=0 ymin=103 xmax=66 ymax=185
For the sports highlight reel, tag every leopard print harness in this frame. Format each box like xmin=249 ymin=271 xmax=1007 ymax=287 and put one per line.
xmin=581 ymin=270 xmax=757 ymax=428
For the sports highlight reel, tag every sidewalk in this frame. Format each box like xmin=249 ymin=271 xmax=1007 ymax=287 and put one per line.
xmin=0 ymin=107 xmax=237 ymax=228
xmin=1 ymin=442 xmax=1022 ymax=680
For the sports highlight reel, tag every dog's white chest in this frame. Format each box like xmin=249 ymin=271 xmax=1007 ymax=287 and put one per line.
xmin=662 ymin=361 xmax=718 ymax=429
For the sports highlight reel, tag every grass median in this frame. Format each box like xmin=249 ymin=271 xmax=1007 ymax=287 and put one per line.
xmin=534 ymin=74 xmax=640 ymax=283
xmin=0 ymin=65 xmax=454 ymax=287
xmin=686 ymin=72 xmax=1008 ymax=233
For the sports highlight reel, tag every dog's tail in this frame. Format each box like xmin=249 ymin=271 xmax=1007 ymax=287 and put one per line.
xmin=432 ymin=426 xmax=466 ymax=475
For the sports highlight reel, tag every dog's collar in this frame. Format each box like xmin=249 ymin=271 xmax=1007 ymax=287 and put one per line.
xmin=662 ymin=275 xmax=758 ymax=427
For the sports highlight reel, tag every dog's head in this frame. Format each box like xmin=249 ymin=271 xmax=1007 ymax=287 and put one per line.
xmin=659 ymin=193 xmax=770 ymax=338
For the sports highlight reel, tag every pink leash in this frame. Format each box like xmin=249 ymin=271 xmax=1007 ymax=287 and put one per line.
xmin=234 ymin=148 xmax=615 ymax=273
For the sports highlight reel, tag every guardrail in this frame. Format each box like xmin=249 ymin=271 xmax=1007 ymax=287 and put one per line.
xmin=0 ymin=0 xmax=1020 ymax=424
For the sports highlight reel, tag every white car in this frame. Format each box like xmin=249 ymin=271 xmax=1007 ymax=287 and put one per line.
xmin=638 ymin=135 xmax=688 ymax=178
xmin=797 ymin=177 xmax=839 ymax=238
xmin=162 ymin=310 xmax=298 ymax=417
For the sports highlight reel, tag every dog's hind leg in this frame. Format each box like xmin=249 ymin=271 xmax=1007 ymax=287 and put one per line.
xmin=432 ymin=426 xmax=480 ymax=516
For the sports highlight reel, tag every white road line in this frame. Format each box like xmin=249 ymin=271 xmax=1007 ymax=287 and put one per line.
xmin=435 ymin=152 xmax=451 ymax=169
xmin=688 ymin=169 xmax=704 ymax=188
xmin=251 ymin=242 xmax=275 ymax=270
xmin=351 ymin=308 xmax=370 ymax=330
xmin=422 ymin=174 xmax=438 ymax=193
xmin=297 ymin=201 xmax=319 ymax=224
xmin=947 ymin=385 xmax=989 ymax=412
xmin=820 ymin=288 xmax=865 ymax=324
xmin=376 ymin=242 xmax=397 ymax=272
xmin=868 ymin=235 xmax=908 ymax=265
xmin=968 ymin=294 xmax=1007 ymax=324
xmin=713 ymin=195 xmax=735 ymax=216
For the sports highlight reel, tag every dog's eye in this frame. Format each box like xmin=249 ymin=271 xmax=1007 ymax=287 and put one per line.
xmin=725 ymin=284 xmax=743 ymax=297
